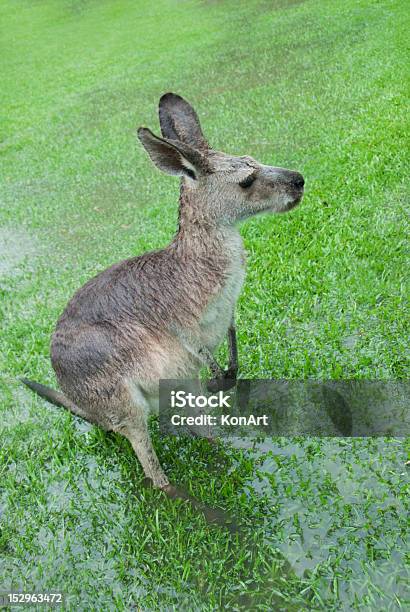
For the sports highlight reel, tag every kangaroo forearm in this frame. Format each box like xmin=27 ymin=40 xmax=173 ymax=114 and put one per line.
xmin=175 ymin=330 xmax=225 ymax=376
xmin=227 ymin=321 xmax=238 ymax=375
xmin=198 ymin=346 xmax=225 ymax=377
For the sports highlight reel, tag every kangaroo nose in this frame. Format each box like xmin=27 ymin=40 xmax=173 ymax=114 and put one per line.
xmin=292 ymin=173 xmax=304 ymax=190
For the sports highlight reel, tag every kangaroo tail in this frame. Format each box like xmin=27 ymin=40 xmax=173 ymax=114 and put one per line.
xmin=20 ymin=377 xmax=85 ymax=418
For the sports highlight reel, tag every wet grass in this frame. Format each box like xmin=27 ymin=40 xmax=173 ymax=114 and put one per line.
xmin=1 ymin=0 xmax=409 ymax=609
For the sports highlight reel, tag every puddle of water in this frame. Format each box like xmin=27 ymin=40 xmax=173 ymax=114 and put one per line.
xmin=0 ymin=226 xmax=38 ymax=278
xmin=1 ymin=382 xmax=62 ymax=430
xmin=227 ymin=436 xmax=409 ymax=604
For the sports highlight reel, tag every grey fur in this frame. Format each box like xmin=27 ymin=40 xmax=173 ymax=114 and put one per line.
xmin=159 ymin=92 xmax=209 ymax=151
xmin=22 ymin=93 xmax=304 ymax=491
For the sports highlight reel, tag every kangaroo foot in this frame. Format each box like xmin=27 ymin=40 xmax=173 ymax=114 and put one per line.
xmin=141 ymin=479 xmax=236 ymax=530
xmin=160 ymin=483 xmax=237 ymax=530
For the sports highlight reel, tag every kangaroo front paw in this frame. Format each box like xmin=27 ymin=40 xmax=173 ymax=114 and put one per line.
xmin=207 ymin=371 xmax=237 ymax=393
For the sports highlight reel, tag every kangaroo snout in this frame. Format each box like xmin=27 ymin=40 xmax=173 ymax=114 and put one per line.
xmin=277 ymin=169 xmax=304 ymax=212
xmin=288 ymin=171 xmax=304 ymax=210
xmin=256 ymin=166 xmax=304 ymax=213
xmin=291 ymin=172 xmax=305 ymax=190
xmin=271 ymin=167 xmax=304 ymax=191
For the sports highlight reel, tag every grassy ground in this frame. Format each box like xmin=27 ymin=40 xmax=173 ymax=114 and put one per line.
xmin=1 ymin=0 xmax=409 ymax=609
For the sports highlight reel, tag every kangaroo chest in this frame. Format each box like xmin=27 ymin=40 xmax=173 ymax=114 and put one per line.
xmin=200 ymin=232 xmax=246 ymax=350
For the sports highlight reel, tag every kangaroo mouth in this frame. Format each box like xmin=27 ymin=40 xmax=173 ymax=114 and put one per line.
xmin=289 ymin=193 xmax=303 ymax=209
xmin=256 ymin=191 xmax=304 ymax=216
xmin=280 ymin=191 xmax=303 ymax=213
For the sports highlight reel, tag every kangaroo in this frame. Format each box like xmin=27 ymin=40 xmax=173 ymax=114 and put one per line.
xmin=22 ymin=93 xmax=304 ymax=494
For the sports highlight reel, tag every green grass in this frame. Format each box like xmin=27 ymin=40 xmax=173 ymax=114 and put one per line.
xmin=1 ymin=0 xmax=409 ymax=609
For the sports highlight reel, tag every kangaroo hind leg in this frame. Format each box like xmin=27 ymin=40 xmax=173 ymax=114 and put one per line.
xmin=115 ymin=381 xmax=169 ymax=489
xmin=116 ymin=381 xmax=234 ymax=526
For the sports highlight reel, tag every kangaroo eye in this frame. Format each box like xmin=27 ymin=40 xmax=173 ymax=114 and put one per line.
xmin=239 ymin=174 xmax=256 ymax=189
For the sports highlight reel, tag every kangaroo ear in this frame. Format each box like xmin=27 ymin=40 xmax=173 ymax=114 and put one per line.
xmin=137 ymin=127 xmax=207 ymax=179
xmin=159 ymin=93 xmax=209 ymax=152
